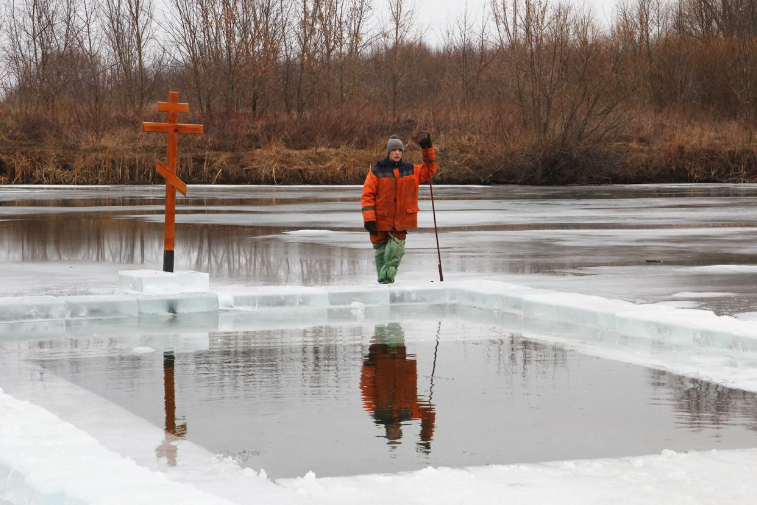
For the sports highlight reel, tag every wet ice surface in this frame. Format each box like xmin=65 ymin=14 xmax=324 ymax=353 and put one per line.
xmin=6 ymin=186 xmax=757 ymax=502
xmin=2 ymin=184 xmax=757 ymax=315
xmin=3 ymin=316 xmax=757 ymax=479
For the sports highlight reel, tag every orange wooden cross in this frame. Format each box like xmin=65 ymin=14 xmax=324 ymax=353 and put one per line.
xmin=142 ymin=91 xmax=203 ymax=272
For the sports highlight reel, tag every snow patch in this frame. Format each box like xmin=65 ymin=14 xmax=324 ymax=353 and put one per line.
xmin=683 ymin=265 xmax=757 ymax=274
xmin=131 ymin=346 xmax=156 ymax=354
xmin=283 ymin=230 xmax=336 ymax=236
xmin=671 ymin=292 xmax=735 ymax=298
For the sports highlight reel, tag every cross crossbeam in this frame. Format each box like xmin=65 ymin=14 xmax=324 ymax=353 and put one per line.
xmin=156 ymin=160 xmax=188 ymax=196
xmin=142 ymin=91 xmax=203 ymax=272
xmin=142 ymin=123 xmax=204 ymax=135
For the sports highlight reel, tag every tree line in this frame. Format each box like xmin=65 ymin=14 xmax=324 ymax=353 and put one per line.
xmin=2 ymin=0 xmax=757 ymax=184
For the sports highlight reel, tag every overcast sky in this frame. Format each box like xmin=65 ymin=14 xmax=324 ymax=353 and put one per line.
xmin=403 ymin=0 xmax=622 ymax=45
xmin=148 ymin=0 xmax=625 ymax=47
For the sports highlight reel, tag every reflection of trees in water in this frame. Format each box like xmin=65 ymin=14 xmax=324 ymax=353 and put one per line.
xmin=0 ymin=217 xmax=365 ymax=284
xmin=491 ymin=336 xmax=570 ymax=386
xmin=648 ymin=370 xmax=757 ymax=431
xmin=185 ymin=227 xmax=365 ymax=284
xmin=0 ymin=213 xmax=597 ymax=279
xmin=2 ymin=216 xmax=152 ymax=263
xmin=187 ymin=327 xmax=364 ymax=397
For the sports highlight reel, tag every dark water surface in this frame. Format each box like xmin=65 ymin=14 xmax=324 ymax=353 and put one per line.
xmin=11 ymin=317 xmax=757 ymax=479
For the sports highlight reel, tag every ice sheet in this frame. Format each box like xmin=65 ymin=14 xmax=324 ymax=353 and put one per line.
xmin=5 ymin=184 xmax=757 ymax=503
xmin=5 ymin=184 xmax=757 ymax=316
xmin=118 ymin=270 xmax=210 ymax=295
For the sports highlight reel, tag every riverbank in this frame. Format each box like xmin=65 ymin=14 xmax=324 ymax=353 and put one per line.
xmin=2 ymin=120 xmax=757 ymax=186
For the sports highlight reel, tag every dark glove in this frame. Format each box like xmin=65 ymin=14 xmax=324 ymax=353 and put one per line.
xmin=364 ymin=221 xmax=378 ymax=235
xmin=418 ymin=132 xmax=433 ymax=149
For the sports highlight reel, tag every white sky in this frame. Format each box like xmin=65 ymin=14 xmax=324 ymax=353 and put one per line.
xmin=409 ymin=0 xmax=622 ymax=44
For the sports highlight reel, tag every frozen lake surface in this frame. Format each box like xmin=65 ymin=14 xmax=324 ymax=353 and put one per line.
xmin=3 ymin=184 xmax=757 ymax=314
xmin=4 ymin=184 xmax=757 ymax=504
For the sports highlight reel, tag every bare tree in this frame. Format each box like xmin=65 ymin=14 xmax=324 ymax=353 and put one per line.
xmin=70 ymin=0 xmax=110 ymax=141
xmin=294 ymin=0 xmax=321 ymax=116
xmin=491 ymin=0 xmax=634 ymax=181
xmin=167 ymin=0 xmax=225 ymax=115
xmin=339 ymin=0 xmax=373 ymax=103
xmin=383 ymin=0 xmax=421 ymax=118
xmin=103 ymin=0 xmax=157 ymax=115
xmin=4 ymin=0 xmax=81 ymax=114
xmin=445 ymin=3 xmax=495 ymax=109
xmin=237 ymin=0 xmax=284 ymax=115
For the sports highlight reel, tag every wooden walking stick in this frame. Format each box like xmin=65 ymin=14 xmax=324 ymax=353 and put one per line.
xmin=418 ymin=131 xmax=443 ymax=282
xmin=142 ymin=91 xmax=203 ymax=272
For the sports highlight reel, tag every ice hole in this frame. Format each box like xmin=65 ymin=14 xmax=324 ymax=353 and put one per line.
xmin=3 ymin=302 xmax=757 ymax=481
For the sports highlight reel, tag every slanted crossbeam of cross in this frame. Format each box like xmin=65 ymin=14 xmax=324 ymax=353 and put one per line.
xmin=142 ymin=91 xmax=203 ymax=272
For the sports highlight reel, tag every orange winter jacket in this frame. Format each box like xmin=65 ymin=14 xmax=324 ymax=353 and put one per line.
xmin=361 ymin=147 xmax=438 ymax=231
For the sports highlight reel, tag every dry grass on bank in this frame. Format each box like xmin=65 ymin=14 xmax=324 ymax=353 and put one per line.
xmin=3 ymin=113 xmax=757 ymax=186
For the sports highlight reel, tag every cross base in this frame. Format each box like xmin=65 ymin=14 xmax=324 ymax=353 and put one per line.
xmin=163 ymin=250 xmax=175 ymax=273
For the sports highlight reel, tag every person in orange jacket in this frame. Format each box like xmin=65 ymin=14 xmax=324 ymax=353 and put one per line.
xmin=360 ymin=323 xmax=436 ymax=450
xmin=361 ymin=133 xmax=438 ymax=283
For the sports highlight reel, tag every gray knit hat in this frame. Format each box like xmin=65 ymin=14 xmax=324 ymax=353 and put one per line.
xmin=386 ymin=135 xmax=404 ymax=155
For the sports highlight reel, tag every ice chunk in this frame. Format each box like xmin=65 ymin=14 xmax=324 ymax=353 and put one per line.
xmin=65 ymin=295 xmax=138 ymax=319
xmin=0 ymin=296 xmax=66 ymax=322
xmin=388 ymin=285 xmax=450 ymax=305
xmin=455 ymin=283 xmax=547 ymax=314
xmin=137 ymin=312 xmax=220 ymax=333
xmin=231 ymin=287 xmax=328 ymax=310
xmin=328 ymin=304 xmax=390 ymax=321
xmin=614 ymin=308 xmax=730 ymax=347
xmin=327 ymin=287 xmax=390 ymax=307
xmin=522 ymin=293 xmax=642 ymax=330
xmin=118 ymin=270 xmax=209 ymax=295
xmin=136 ymin=293 xmax=219 ymax=315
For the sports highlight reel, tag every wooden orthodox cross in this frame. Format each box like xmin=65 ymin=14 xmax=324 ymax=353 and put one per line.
xmin=142 ymin=91 xmax=203 ymax=272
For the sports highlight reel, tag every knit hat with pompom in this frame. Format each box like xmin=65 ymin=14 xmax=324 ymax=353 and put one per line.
xmin=386 ymin=135 xmax=404 ymax=155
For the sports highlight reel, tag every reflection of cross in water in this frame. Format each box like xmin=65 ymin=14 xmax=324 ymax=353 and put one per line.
xmin=156 ymin=351 xmax=187 ymax=467
xmin=142 ymin=91 xmax=203 ymax=272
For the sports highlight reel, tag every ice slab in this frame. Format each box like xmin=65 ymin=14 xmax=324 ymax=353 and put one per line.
xmin=231 ymin=286 xmax=328 ymax=310
xmin=0 ymin=296 xmax=66 ymax=322
xmin=388 ymin=285 xmax=451 ymax=305
xmin=136 ymin=293 xmax=219 ymax=315
xmin=327 ymin=286 xmax=391 ymax=307
xmin=65 ymin=294 xmax=138 ymax=319
xmin=118 ymin=270 xmax=210 ymax=295
xmin=4 ymin=281 xmax=757 ymax=356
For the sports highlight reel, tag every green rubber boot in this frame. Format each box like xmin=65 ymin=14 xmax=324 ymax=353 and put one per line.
xmin=373 ymin=243 xmax=386 ymax=280
xmin=378 ymin=236 xmax=405 ymax=284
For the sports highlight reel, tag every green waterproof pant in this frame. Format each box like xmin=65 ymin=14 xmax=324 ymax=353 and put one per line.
xmin=373 ymin=235 xmax=406 ymax=284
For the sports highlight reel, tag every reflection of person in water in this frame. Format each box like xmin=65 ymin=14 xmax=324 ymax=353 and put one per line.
xmin=156 ymin=351 xmax=187 ymax=467
xmin=360 ymin=323 xmax=435 ymax=452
